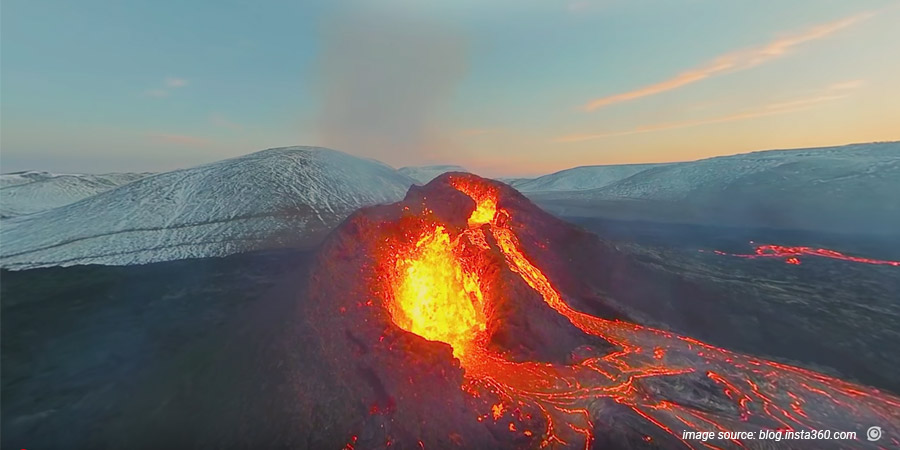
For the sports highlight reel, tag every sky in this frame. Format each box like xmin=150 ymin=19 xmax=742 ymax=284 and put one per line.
xmin=2 ymin=0 xmax=899 ymax=177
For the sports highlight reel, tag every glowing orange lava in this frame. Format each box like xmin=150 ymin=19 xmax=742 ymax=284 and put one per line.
xmin=379 ymin=176 xmax=900 ymax=449
xmin=467 ymin=196 xmax=497 ymax=227
xmin=713 ymin=244 xmax=900 ymax=266
xmin=388 ymin=225 xmax=488 ymax=357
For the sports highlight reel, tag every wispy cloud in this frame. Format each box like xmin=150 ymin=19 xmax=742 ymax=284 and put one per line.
xmin=144 ymin=89 xmax=170 ymax=98
xmin=827 ymin=79 xmax=866 ymax=91
xmin=165 ymin=77 xmax=188 ymax=88
xmin=760 ymin=94 xmax=846 ymax=111
xmin=149 ymin=133 xmax=211 ymax=147
xmin=210 ymin=113 xmax=243 ymax=130
xmin=144 ymin=76 xmax=190 ymax=98
xmin=558 ymin=80 xmax=864 ymax=143
xmin=582 ymin=12 xmax=873 ymax=111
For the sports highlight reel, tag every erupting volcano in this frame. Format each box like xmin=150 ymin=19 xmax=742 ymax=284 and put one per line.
xmin=306 ymin=174 xmax=900 ymax=449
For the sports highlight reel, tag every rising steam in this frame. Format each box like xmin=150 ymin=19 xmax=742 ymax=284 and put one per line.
xmin=313 ymin=3 xmax=467 ymax=166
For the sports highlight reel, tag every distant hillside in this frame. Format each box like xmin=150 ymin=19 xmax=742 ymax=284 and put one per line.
xmin=398 ymin=165 xmax=469 ymax=184
xmin=528 ymin=142 xmax=900 ymax=235
xmin=0 ymin=172 xmax=149 ymax=217
xmin=513 ymin=163 xmax=669 ymax=192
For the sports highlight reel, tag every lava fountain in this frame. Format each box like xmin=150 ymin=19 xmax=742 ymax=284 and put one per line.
xmin=313 ymin=173 xmax=899 ymax=449
xmin=388 ymin=225 xmax=488 ymax=358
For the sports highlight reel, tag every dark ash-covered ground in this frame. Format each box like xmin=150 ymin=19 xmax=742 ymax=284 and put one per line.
xmin=2 ymin=213 xmax=899 ymax=449
xmin=567 ymin=217 xmax=900 ymax=395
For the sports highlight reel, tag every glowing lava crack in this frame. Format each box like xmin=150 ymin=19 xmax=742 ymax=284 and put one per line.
xmin=367 ymin=175 xmax=900 ymax=449
xmin=710 ymin=244 xmax=900 ymax=267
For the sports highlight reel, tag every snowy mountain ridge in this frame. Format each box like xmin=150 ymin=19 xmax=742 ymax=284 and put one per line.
xmin=3 ymin=141 xmax=898 ymax=269
xmin=527 ymin=142 xmax=900 ymax=234
xmin=512 ymin=163 xmax=670 ymax=192
xmin=0 ymin=147 xmax=415 ymax=269
xmin=398 ymin=165 xmax=470 ymax=184
xmin=0 ymin=172 xmax=151 ymax=217
xmin=561 ymin=142 xmax=900 ymax=201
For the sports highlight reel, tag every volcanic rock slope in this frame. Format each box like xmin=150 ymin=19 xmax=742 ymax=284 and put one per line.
xmin=0 ymin=171 xmax=150 ymax=217
xmin=301 ymin=173 xmax=630 ymax=448
xmin=0 ymin=147 xmax=415 ymax=269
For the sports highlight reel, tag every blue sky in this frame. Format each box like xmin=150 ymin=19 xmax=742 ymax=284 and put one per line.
xmin=2 ymin=0 xmax=898 ymax=176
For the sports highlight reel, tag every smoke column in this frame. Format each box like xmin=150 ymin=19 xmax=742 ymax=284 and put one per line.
xmin=313 ymin=2 xmax=467 ymax=166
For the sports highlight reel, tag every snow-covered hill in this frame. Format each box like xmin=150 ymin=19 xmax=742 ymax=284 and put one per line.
xmin=1 ymin=171 xmax=61 ymax=188
xmin=0 ymin=147 xmax=415 ymax=270
xmin=0 ymin=172 xmax=150 ymax=217
xmin=512 ymin=163 xmax=669 ymax=192
xmin=528 ymin=142 xmax=900 ymax=234
xmin=398 ymin=165 xmax=469 ymax=184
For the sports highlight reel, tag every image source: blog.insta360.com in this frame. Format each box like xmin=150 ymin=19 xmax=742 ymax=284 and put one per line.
xmin=683 ymin=427 xmax=885 ymax=444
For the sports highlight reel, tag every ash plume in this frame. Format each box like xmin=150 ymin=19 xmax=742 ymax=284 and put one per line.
xmin=313 ymin=4 xmax=467 ymax=166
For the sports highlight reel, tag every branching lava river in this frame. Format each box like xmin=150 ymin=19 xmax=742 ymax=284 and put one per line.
xmin=367 ymin=175 xmax=899 ymax=449
xmin=710 ymin=244 xmax=900 ymax=267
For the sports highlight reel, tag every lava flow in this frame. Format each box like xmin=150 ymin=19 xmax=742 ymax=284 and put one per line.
xmin=373 ymin=174 xmax=900 ymax=449
xmin=711 ymin=244 xmax=900 ymax=266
